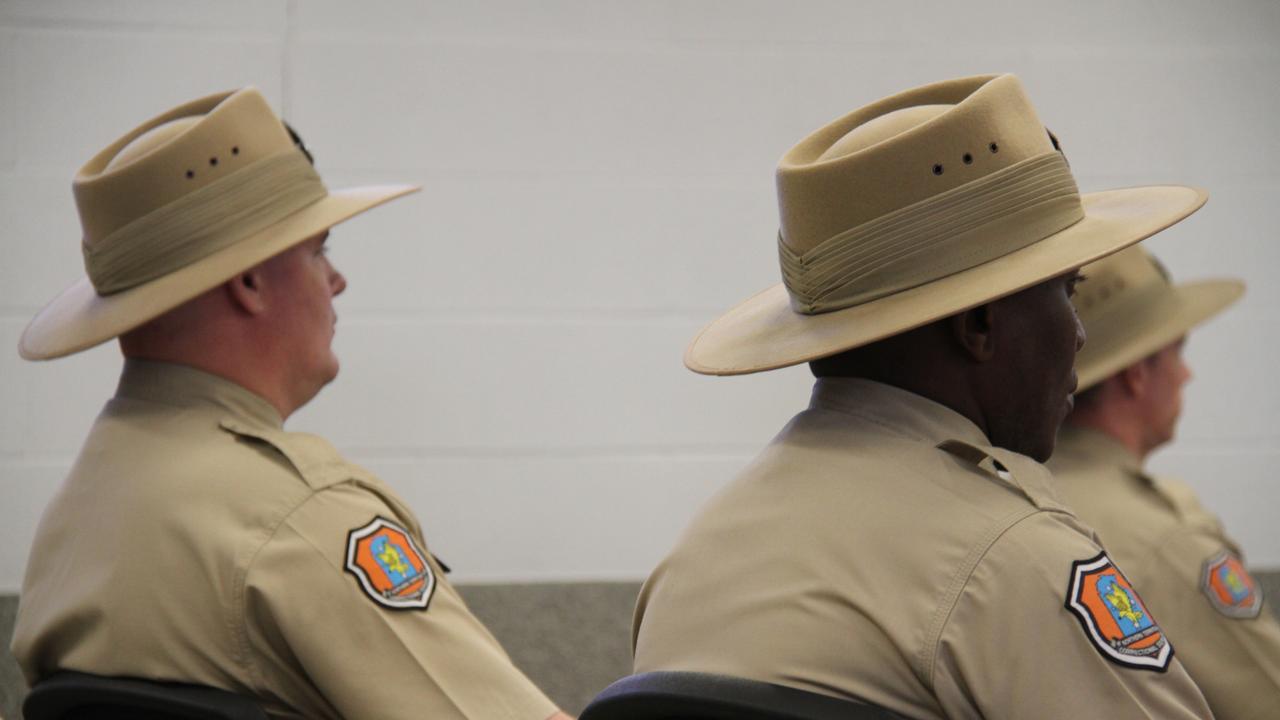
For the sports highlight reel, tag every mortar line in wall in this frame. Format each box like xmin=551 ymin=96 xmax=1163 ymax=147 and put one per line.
xmin=0 ymin=307 xmax=721 ymax=323
xmin=0 ymin=447 xmax=762 ymax=465
xmin=328 ymin=309 xmax=732 ymax=326
xmin=337 ymin=445 xmax=761 ymax=462
xmin=452 ymin=573 xmax=648 ymax=586
xmin=0 ymin=18 xmax=283 ymax=39
xmin=341 ymin=445 xmax=1280 ymax=463
xmin=264 ymin=25 xmax=1280 ymax=60
xmin=1154 ymin=445 xmax=1280 ymax=457
xmin=0 ymin=454 xmax=81 ymax=466
xmin=307 ymin=168 xmax=757 ymax=182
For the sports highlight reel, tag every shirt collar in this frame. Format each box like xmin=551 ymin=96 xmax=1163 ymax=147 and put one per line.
xmin=808 ymin=377 xmax=992 ymax=448
xmin=115 ymin=359 xmax=283 ymax=430
xmin=1057 ymin=424 xmax=1143 ymax=475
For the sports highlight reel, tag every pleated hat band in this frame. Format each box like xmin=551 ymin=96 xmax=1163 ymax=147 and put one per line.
xmin=72 ymin=88 xmax=327 ymax=296
xmin=775 ymin=74 xmax=1084 ymax=315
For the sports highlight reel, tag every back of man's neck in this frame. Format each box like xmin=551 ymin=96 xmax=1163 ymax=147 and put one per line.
xmin=1066 ymin=416 xmax=1147 ymax=461
xmin=120 ymin=347 xmax=295 ymax=420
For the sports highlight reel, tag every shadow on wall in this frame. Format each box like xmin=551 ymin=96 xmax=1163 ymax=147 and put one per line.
xmin=4 ymin=574 xmax=1280 ymax=718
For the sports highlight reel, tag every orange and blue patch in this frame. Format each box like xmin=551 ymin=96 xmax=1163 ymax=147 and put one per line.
xmin=1065 ymin=553 xmax=1172 ymax=671
xmin=345 ymin=517 xmax=436 ymax=610
xmin=1202 ymin=551 xmax=1262 ymax=619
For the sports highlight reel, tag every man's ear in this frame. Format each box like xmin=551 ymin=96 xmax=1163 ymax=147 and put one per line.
xmin=1119 ymin=360 xmax=1150 ymax=398
xmin=950 ymin=303 xmax=997 ymax=362
xmin=225 ymin=266 xmax=267 ymax=316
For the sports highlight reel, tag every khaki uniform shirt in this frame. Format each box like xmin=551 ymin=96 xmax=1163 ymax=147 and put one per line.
xmin=11 ymin=360 xmax=558 ymax=720
xmin=632 ymin=379 xmax=1212 ymax=719
xmin=1050 ymin=425 xmax=1280 ymax=719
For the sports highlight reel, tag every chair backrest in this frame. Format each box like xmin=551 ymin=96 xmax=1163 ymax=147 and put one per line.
xmin=580 ymin=671 xmax=911 ymax=720
xmin=23 ymin=672 xmax=269 ymax=720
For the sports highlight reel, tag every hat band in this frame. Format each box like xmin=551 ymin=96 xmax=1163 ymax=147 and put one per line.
xmin=779 ymin=152 xmax=1083 ymax=314
xmin=82 ymin=150 xmax=327 ymax=295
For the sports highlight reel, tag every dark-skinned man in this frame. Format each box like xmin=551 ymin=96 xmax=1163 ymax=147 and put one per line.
xmin=11 ymin=89 xmax=570 ymax=720
xmin=632 ymin=75 xmax=1214 ymax=718
xmin=1050 ymin=245 xmax=1280 ymax=719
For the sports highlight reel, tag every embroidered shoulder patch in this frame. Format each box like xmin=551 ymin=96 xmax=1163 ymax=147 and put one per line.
xmin=1202 ymin=551 xmax=1263 ymax=619
xmin=345 ymin=517 xmax=436 ymax=610
xmin=1065 ymin=553 xmax=1172 ymax=671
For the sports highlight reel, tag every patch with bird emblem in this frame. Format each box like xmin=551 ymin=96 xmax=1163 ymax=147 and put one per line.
xmin=345 ymin=517 xmax=435 ymax=610
xmin=1202 ymin=551 xmax=1263 ymax=619
xmin=1065 ymin=553 xmax=1172 ymax=671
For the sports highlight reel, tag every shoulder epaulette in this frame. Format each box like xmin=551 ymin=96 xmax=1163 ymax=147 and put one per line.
xmin=218 ymin=419 xmax=375 ymax=491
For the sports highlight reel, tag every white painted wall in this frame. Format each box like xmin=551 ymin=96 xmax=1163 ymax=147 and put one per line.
xmin=1 ymin=0 xmax=1277 ymax=589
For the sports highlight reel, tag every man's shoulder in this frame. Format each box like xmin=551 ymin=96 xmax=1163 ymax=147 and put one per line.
xmin=699 ymin=409 xmax=1074 ymax=582
xmin=759 ymin=407 xmax=1048 ymax=516
xmin=215 ymin=423 xmax=421 ymax=543
xmin=216 ymin=419 xmax=374 ymax=493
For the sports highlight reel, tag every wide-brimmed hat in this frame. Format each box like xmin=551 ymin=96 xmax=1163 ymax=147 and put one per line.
xmin=1072 ymin=245 xmax=1243 ymax=391
xmin=19 ymin=88 xmax=419 ymax=360
xmin=685 ymin=74 xmax=1207 ymax=375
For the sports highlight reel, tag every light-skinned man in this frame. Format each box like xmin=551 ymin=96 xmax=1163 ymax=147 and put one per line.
xmin=12 ymin=88 xmax=570 ymax=720
xmin=1051 ymin=245 xmax=1280 ymax=719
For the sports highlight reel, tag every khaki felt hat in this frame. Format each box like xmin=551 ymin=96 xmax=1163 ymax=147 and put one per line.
xmin=19 ymin=87 xmax=419 ymax=360
xmin=685 ymin=74 xmax=1208 ymax=375
xmin=1072 ymin=245 xmax=1243 ymax=391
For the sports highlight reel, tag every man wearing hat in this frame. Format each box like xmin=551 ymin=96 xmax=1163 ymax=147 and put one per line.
xmin=632 ymin=75 xmax=1214 ymax=717
xmin=1049 ymin=246 xmax=1280 ymax=719
xmin=10 ymin=89 xmax=567 ymax=720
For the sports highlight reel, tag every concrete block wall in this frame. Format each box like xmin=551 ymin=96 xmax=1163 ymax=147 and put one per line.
xmin=2 ymin=0 xmax=1279 ymax=598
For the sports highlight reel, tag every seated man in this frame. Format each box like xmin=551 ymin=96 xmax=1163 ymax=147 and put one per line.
xmin=11 ymin=88 xmax=568 ymax=720
xmin=1050 ymin=245 xmax=1280 ymax=719
xmin=632 ymin=75 xmax=1214 ymax=717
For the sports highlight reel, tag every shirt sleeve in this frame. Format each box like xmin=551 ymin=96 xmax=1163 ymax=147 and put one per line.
xmin=930 ymin=511 xmax=1214 ymax=720
xmin=1136 ymin=527 xmax=1280 ymax=720
xmin=241 ymin=483 xmax=560 ymax=720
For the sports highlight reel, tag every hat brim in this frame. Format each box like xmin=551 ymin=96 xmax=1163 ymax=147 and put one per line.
xmin=19 ymin=184 xmax=419 ymax=360
xmin=685 ymin=184 xmax=1207 ymax=376
xmin=1074 ymin=278 xmax=1243 ymax=391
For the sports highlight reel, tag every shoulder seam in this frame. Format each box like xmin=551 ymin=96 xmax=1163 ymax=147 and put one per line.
xmin=232 ymin=485 xmax=331 ymax=694
xmin=919 ymin=506 xmax=1044 ymax=688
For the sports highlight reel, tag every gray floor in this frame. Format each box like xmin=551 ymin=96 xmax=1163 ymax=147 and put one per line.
xmin=3 ymin=574 xmax=1280 ymax=719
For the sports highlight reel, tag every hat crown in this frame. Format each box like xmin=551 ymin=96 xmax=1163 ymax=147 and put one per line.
xmin=775 ymin=74 xmax=1083 ymax=314
xmin=1074 ymin=245 xmax=1171 ymax=324
xmin=74 ymin=89 xmax=297 ymax=245
xmin=779 ymin=75 xmax=1061 ymax=253
xmin=105 ymin=116 xmax=201 ymax=172
xmin=71 ymin=89 xmax=328 ymax=296
xmin=816 ymin=105 xmax=950 ymax=162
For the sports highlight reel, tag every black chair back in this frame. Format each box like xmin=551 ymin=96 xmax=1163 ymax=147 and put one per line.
xmin=580 ymin=671 xmax=910 ymax=720
xmin=23 ymin=672 xmax=268 ymax=720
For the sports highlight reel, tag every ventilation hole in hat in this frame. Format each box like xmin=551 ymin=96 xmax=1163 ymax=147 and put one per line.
xmin=185 ymin=170 xmax=195 ymax=179
xmin=231 ymin=146 xmax=240 ymax=155
xmin=989 ymin=142 xmax=999 ymax=153
xmin=209 ymin=157 xmax=218 ymax=166
xmin=932 ymin=164 xmax=944 ymax=175
xmin=963 ymin=153 xmax=973 ymax=165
